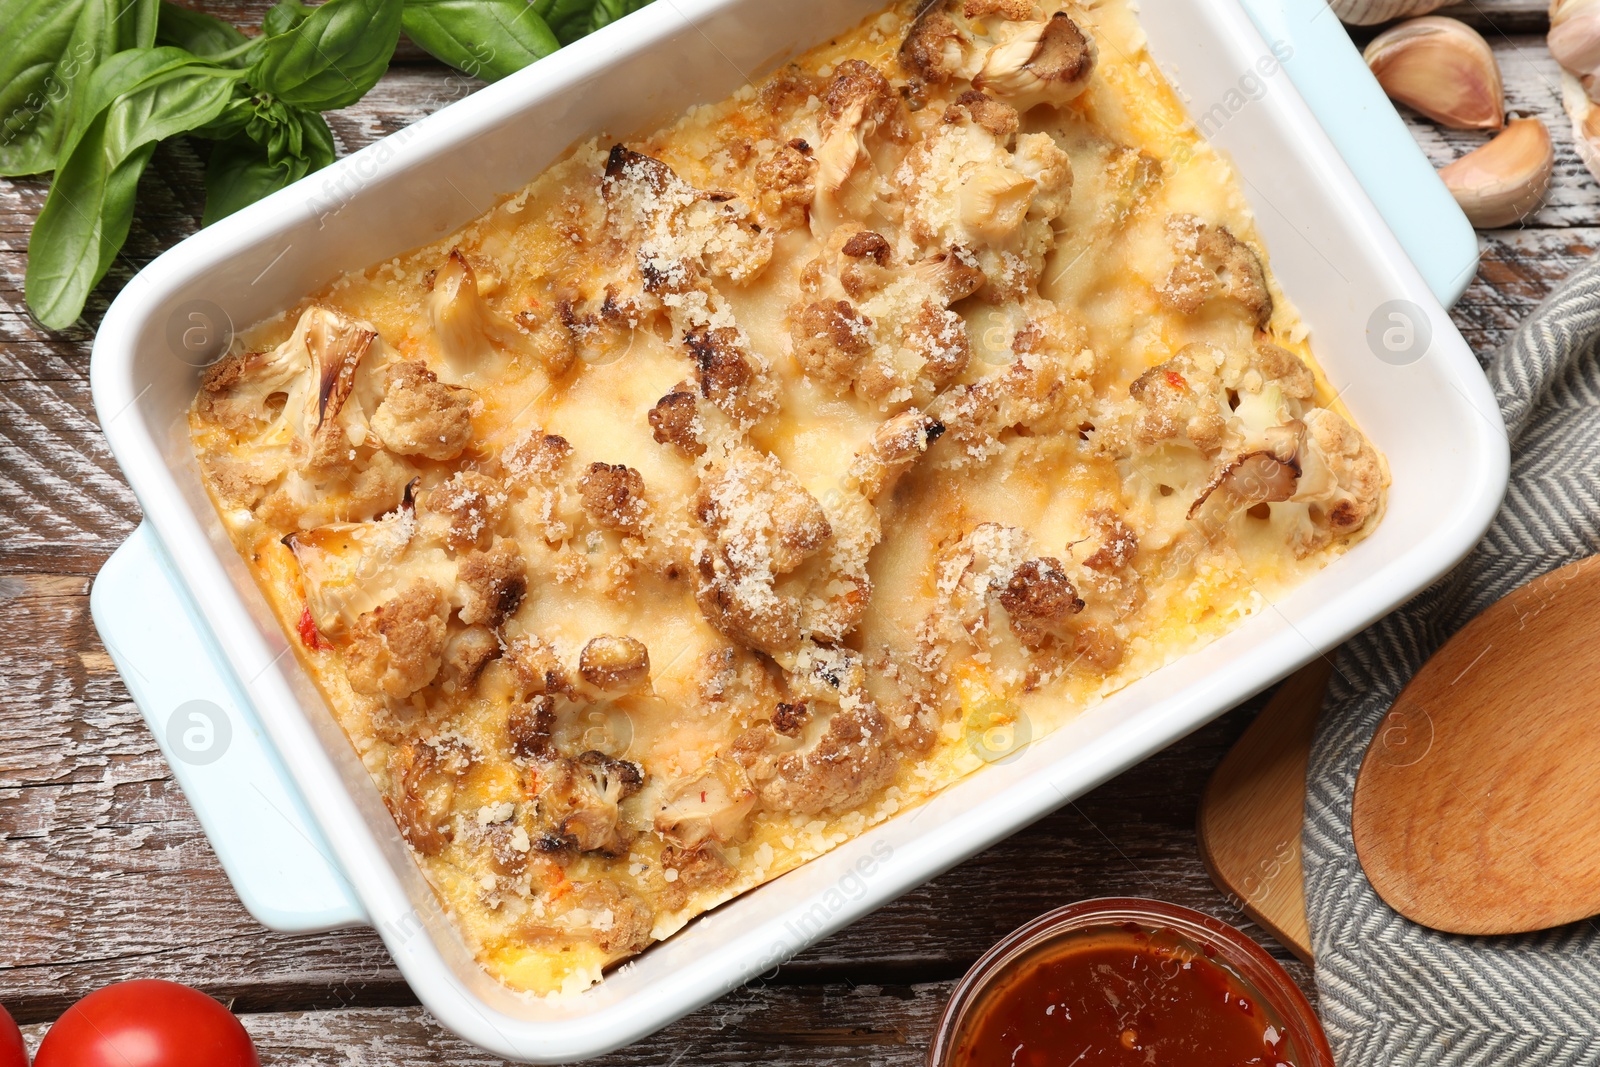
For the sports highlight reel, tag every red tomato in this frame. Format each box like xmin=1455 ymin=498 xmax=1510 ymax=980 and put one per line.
xmin=35 ymin=981 xmax=256 ymax=1067
xmin=0 ymin=1002 xmax=26 ymax=1067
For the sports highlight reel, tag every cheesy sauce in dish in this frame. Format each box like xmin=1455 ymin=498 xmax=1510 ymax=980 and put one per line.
xmin=189 ymin=0 xmax=1385 ymax=995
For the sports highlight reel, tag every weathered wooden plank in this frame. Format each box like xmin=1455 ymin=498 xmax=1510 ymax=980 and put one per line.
xmin=21 ymin=991 xmax=951 ymax=1067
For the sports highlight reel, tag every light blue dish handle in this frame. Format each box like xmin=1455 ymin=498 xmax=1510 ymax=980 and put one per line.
xmin=91 ymin=522 xmax=367 ymax=931
xmin=1237 ymin=0 xmax=1480 ymax=308
xmin=87 ymin=0 xmax=1474 ymax=936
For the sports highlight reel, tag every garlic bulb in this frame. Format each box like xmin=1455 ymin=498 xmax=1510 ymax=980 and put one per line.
xmin=1561 ymin=71 xmax=1600 ymax=183
xmin=1437 ymin=118 xmax=1554 ymax=228
xmin=1330 ymin=0 xmax=1452 ymax=26
xmin=1364 ymin=18 xmax=1504 ymax=130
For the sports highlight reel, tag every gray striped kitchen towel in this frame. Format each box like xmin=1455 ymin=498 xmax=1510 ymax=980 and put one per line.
xmin=1304 ymin=254 xmax=1600 ymax=1065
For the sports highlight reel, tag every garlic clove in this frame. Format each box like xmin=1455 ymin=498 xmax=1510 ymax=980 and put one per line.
xmin=1364 ymin=17 xmax=1504 ymax=131
xmin=1561 ymin=71 xmax=1600 ymax=184
xmin=1550 ymin=0 xmax=1600 ymax=99
xmin=1437 ymin=118 xmax=1554 ymax=228
xmin=1331 ymin=0 xmax=1452 ymax=26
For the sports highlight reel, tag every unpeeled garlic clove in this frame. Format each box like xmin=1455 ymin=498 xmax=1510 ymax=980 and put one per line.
xmin=1437 ymin=118 xmax=1554 ymax=228
xmin=1331 ymin=0 xmax=1451 ymax=26
xmin=1561 ymin=71 xmax=1600 ymax=183
xmin=1364 ymin=17 xmax=1504 ymax=130
xmin=1550 ymin=0 xmax=1600 ymax=94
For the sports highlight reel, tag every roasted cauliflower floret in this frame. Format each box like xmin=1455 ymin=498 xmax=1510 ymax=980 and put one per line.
xmin=505 ymin=635 xmax=571 ymax=699
xmin=758 ymin=706 xmax=897 ymax=816
xmin=345 ymin=581 xmax=450 ymax=698
xmin=533 ymin=750 xmax=645 ymax=856
xmin=1127 ymin=346 xmax=1232 ymax=452
xmin=439 ymin=624 xmax=500 ymax=695
xmin=654 ymin=758 xmax=756 ymax=849
xmin=790 ymin=299 xmax=875 ymax=390
xmin=1298 ymin=408 xmax=1384 ymax=537
xmin=998 ymin=556 xmax=1085 ymax=648
xmin=695 ymin=448 xmax=833 ymax=577
xmin=899 ymin=2 xmax=1095 ymax=113
xmin=1157 ymin=215 xmax=1274 ymax=328
xmin=974 ymin=11 xmax=1096 ymax=111
xmin=930 ymin=341 xmax=1082 ymax=460
xmin=602 ymin=144 xmax=773 ymax=293
xmin=647 ymin=383 xmax=706 ymax=456
xmin=370 ymin=361 xmax=474 ymax=461
xmin=578 ymin=462 xmax=650 ymax=536
xmin=455 ymin=540 xmax=527 ymax=628
xmin=427 ymin=249 xmax=558 ymax=381
xmin=847 ymin=408 xmax=945 ymax=501
xmin=900 ymin=5 xmax=975 ymax=85
xmin=200 ymin=306 xmax=379 ymax=479
xmin=387 ymin=737 xmax=473 ymax=856
xmin=684 ymin=324 xmax=778 ymax=428
xmin=578 ymin=634 xmax=651 ymax=692
xmin=755 ymin=137 xmax=816 ymax=229
xmin=1081 ymin=508 xmax=1139 ymax=572
xmin=812 ymin=60 xmax=909 ymax=236
xmin=895 ymin=93 xmax=1072 ymax=301
xmin=422 ymin=470 xmax=506 ymax=552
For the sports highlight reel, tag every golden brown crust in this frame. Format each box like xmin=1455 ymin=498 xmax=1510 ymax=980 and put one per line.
xmin=648 ymin=386 xmax=705 ymax=456
xmin=760 ymin=707 xmax=897 ymax=816
xmin=578 ymin=463 xmax=650 ymax=536
xmin=791 ymin=300 xmax=874 ymax=390
xmin=371 ymin=361 xmax=475 ymax=461
xmin=999 ymin=557 xmax=1084 ymax=647
xmin=346 ymin=582 xmax=450 ymax=698
xmin=457 ymin=541 xmax=527 ymax=627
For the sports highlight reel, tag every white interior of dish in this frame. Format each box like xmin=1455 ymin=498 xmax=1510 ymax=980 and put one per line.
xmin=92 ymin=0 xmax=1506 ymax=1058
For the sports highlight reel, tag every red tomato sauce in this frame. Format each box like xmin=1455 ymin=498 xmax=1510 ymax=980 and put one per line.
xmin=951 ymin=925 xmax=1295 ymax=1067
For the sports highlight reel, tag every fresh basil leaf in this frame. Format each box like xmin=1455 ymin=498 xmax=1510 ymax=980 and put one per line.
xmin=26 ymin=52 xmax=244 ymax=329
xmin=542 ymin=0 xmax=598 ymax=44
xmin=203 ymin=110 xmax=333 ymax=225
xmin=587 ymin=0 xmax=651 ymax=33
xmin=248 ymin=0 xmax=402 ymax=112
xmin=155 ymin=1 xmax=250 ymax=63
xmin=261 ymin=0 xmax=311 ymax=38
xmin=0 ymin=0 xmax=157 ymax=177
xmin=401 ymin=0 xmax=558 ymax=82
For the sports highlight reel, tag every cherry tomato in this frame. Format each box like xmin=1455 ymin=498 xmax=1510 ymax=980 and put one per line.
xmin=0 ymin=1002 xmax=26 ymax=1067
xmin=35 ymin=981 xmax=256 ymax=1067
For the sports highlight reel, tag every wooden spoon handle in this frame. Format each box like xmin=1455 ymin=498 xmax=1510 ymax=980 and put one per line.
xmin=1198 ymin=659 xmax=1332 ymax=965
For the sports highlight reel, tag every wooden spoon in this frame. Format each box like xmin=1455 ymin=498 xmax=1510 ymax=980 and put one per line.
xmin=1353 ymin=555 xmax=1600 ymax=935
xmin=1198 ymin=659 xmax=1332 ymax=965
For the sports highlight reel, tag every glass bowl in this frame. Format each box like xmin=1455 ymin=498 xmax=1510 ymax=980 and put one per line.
xmin=926 ymin=897 xmax=1333 ymax=1067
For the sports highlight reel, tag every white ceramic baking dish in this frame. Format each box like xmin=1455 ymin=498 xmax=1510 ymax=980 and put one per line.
xmin=88 ymin=0 xmax=1506 ymax=1059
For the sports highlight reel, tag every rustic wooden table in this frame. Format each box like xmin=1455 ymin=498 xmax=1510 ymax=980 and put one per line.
xmin=0 ymin=0 xmax=1574 ymax=1061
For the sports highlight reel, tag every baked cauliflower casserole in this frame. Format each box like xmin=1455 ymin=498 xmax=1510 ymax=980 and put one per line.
xmin=190 ymin=0 xmax=1385 ymax=994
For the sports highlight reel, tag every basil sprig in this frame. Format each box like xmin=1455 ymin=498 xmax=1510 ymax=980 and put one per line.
xmin=17 ymin=0 xmax=656 ymax=331
xmin=0 ymin=0 xmax=158 ymax=177
xmin=402 ymin=0 xmax=559 ymax=82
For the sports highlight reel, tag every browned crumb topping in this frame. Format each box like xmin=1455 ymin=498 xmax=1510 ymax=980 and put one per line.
xmin=579 ymin=462 xmax=650 ymax=536
xmin=346 ymin=582 xmax=450 ymax=698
